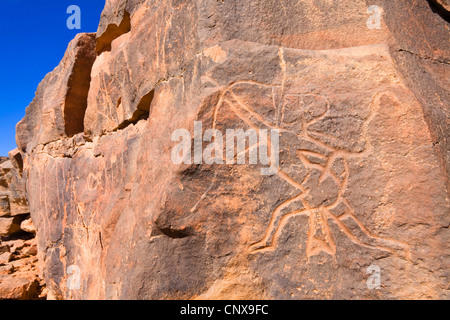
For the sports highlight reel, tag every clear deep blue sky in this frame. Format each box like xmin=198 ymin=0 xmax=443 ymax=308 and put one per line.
xmin=0 ymin=0 xmax=105 ymax=156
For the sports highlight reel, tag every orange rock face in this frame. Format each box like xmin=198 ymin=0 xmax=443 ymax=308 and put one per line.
xmin=13 ymin=0 xmax=449 ymax=299
xmin=0 ymin=157 xmax=45 ymax=300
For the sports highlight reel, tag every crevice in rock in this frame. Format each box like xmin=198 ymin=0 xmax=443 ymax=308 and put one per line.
xmin=64 ymin=34 xmax=97 ymax=137
xmin=95 ymin=10 xmax=131 ymax=55
xmin=427 ymin=0 xmax=450 ymax=22
xmin=156 ymin=226 xmax=192 ymax=239
xmin=397 ymin=48 xmax=450 ymax=65
xmin=117 ymin=89 xmax=154 ymax=130
xmin=9 ymin=151 xmax=23 ymax=177
xmin=92 ymin=71 xmax=185 ymax=139
xmin=99 ymin=232 xmax=104 ymax=250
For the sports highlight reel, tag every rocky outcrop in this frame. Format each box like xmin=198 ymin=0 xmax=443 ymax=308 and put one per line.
xmin=0 ymin=155 xmax=46 ymax=300
xmin=15 ymin=0 xmax=449 ymax=299
xmin=0 ymin=154 xmax=28 ymax=234
xmin=16 ymin=34 xmax=97 ymax=154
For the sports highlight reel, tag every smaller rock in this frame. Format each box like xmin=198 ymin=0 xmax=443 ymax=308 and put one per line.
xmin=20 ymin=218 xmax=36 ymax=234
xmin=0 ymin=264 xmax=13 ymax=275
xmin=0 ymin=252 xmax=12 ymax=264
xmin=24 ymin=238 xmax=35 ymax=246
xmin=0 ymin=160 xmax=13 ymax=172
xmin=0 ymin=195 xmax=10 ymax=217
xmin=9 ymin=200 xmax=29 ymax=216
xmin=0 ymin=244 xmax=10 ymax=254
xmin=10 ymin=259 xmax=28 ymax=270
xmin=24 ymin=244 xmax=37 ymax=256
xmin=8 ymin=149 xmax=24 ymax=176
xmin=4 ymin=239 xmax=24 ymax=252
xmin=0 ymin=216 xmax=22 ymax=236
xmin=0 ymin=276 xmax=40 ymax=300
xmin=39 ymin=286 xmax=48 ymax=300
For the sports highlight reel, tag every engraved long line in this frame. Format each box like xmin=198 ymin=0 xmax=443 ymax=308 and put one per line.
xmin=230 ymin=91 xmax=286 ymax=131
xmin=324 ymin=210 xmax=394 ymax=254
xmin=249 ymin=193 xmax=306 ymax=249
xmin=212 ymin=81 xmax=284 ymax=130
xmin=250 ymin=173 xmax=312 ymax=248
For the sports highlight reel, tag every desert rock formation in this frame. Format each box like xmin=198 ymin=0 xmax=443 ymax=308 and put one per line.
xmin=9 ymin=0 xmax=450 ymax=299
xmin=0 ymin=155 xmax=46 ymax=300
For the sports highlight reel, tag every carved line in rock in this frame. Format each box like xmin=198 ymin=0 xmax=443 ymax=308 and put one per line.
xmin=209 ymin=80 xmax=411 ymax=260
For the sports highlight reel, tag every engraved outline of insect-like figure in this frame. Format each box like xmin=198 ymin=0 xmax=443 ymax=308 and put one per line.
xmin=207 ymin=78 xmax=410 ymax=260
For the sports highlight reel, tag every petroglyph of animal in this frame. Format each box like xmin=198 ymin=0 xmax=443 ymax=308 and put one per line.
xmin=209 ymin=79 xmax=410 ymax=260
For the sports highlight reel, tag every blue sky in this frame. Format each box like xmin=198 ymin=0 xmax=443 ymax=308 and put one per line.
xmin=0 ymin=0 xmax=105 ymax=156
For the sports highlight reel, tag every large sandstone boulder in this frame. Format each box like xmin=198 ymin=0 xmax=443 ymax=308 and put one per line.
xmin=15 ymin=0 xmax=449 ymax=300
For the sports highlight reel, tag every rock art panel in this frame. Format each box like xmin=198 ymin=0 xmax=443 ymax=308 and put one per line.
xmin=14 ymin=0 xmax=449 ymax=300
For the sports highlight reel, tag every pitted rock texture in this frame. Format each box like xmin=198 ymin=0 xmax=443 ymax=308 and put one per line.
xmin=15 ymin=0 xmax=449 ymax=299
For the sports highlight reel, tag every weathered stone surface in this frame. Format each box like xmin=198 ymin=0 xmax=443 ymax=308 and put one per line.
xmin=95 ymin=0 xmax=131 ymax=54
xmin=20 ymin=218 xmax=36 ymax=234
xmin=0 ymin=154 xmax=44 ymax=299
xmin=0 ymin=264 xmax=14 ymax=275
xmin=0 ymin=217 xmax=22 ymax=236
xmin=0 ymin=196 xmax=10 ymax=217
xmin=24 ymin=244 xmax=37 ymax=257
xmin=0 ymin=156 xmax=29 ymax=216
xmin=0 ymin=252 xmax=12 ymax=264
xmin=0 ymin=161 xmax=11 ymax=195
xmin=0 ymin=161 xmax=13 ymax=173
xmin=0 ymin=237 xmax=45 ymax=300
xmin=379 ymin=0 xmax=450 ymax=191
xmin=15 ymin=33 xmax=97 ymax=154
xmin=5 ymin=239 xmax=25 ymax=252
xmin=14 ymin=0 xmax=450 ymax=300
xmin=0 ymin=243 xmax=10 ymax=254
xmin=7 ymin=149 xmax=28 ymax=216
xmin=0 ymin=277 xmax=40 ymax=300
